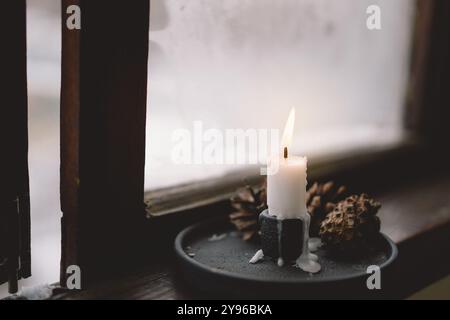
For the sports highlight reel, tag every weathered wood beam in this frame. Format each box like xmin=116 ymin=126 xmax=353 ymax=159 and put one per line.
xmin=412 ymin=0 xmax=450 ymax=141
xmin=60 ymin=0 xmax=150 ymax=286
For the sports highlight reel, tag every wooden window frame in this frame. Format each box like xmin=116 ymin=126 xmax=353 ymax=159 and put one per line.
xmin=60 ymin=0 xmax=150 ymax=286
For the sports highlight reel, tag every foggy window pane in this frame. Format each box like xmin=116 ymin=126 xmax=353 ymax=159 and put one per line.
xmin=146 ymin=0 xmax=415 ymax=189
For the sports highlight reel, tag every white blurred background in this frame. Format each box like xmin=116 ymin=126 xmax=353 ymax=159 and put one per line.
xmin=145 ymin=0 xmax=415 ymax=189
xmin=1 ymin=0 xmax=415 ymax=297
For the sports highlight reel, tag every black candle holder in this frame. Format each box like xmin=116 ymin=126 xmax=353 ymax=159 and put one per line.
xmin=259 ymin=209 xmax=304 ymax=263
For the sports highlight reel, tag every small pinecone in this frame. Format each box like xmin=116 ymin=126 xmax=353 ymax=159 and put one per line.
xmin=229 ymin=182 xmax=267 ymax=241
xmin=319 ymin=194 xmax=381 ymax=254
xmin=306 ymin=181 xmax=348 ymax=237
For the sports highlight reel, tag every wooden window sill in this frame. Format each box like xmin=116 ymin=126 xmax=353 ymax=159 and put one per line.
xmin=144 ymin=139 xmax=419 ymax=217
xmin=49 ymin=171 xmax=450 ymax=300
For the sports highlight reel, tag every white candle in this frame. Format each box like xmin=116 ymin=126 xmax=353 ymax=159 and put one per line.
xmin=267 ymin=108 xmax=308 ymax=220
xmin=267 ymin=156 xmax=307 ymax=219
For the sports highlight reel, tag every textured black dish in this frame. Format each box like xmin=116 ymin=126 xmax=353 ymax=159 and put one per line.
xmin=174 ymin=218 xmax=398 ymax=299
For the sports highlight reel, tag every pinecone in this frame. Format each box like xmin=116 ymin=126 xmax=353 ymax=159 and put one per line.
xmin=306 ymin=181 xmax=348 ymax=237
xmin=319 ymin=194 xmax=381 ymax=254
xmin=229 ymin=182 xmax=267 ymax=241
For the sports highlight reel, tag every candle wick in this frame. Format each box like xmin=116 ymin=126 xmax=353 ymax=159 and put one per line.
xmin=283 ymin=147 xmax=288 ymax=159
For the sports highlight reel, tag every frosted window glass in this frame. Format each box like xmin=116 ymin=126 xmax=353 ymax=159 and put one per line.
xmin=146 ymin=0 xmax=415 ymax=189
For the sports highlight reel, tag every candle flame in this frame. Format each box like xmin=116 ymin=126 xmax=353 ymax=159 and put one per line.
xmin=281 ymin=107 xmax=296 ymax=153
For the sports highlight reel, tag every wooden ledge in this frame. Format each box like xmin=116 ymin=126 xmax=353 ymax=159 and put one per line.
xmin=48 ymin=174 xmax=450 ymax=300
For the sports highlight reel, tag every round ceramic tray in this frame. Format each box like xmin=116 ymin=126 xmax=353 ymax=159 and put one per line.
xmin=174 ymin=218 xmax=398 ymax=299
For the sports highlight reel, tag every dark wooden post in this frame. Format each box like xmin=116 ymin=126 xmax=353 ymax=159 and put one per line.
xmin=407 ymin=0 xmax=450 ymax=144
xmin=60 ymin=0 xmax=150 ymax=286
xmin=419 ymin=0 xmax=450 ymax=143
xmin=0 ymin=0 xmax=31 ymax=293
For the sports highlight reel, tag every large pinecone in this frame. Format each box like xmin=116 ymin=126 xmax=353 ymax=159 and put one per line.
xmin=319 ymin=194 xmax=381 ymax=254
xmin=307 ymin=181 xmax=348 ymax=237
xmin=229 ymin=182 xmax=267 ymax=241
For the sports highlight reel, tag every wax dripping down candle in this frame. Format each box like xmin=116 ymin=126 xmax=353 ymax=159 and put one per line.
xmin=268 ymin=108 xmax=321 ymax=273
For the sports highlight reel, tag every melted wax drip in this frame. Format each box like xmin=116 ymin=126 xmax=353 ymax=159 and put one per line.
xmin=249 ymin=249 xmax=264 ymax=264
xmin=295 ymin=213 xmax=321 ymax=273
xmin=277 ymin=220 xmax=284 ymax=267
xmin=308 ymin=237 xmax=323 ymax=252
xmin=248 ymin=214 xmax=322 ymax=273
